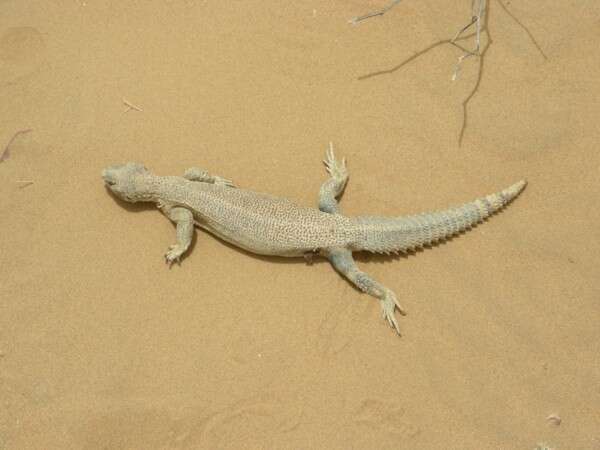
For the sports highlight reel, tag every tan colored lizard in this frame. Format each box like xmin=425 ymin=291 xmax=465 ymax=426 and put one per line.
xmin=102 ymin=145 xmax=526 ymax=334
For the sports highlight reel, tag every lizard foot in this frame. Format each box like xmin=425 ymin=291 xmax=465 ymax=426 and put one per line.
xmin=323 ymin=143 xmax=348 ymax=185
xmin=183 ymin=168 xmax=235 ymax=187
xmin=380 ymin=290 xmax=406 ymax=334
xmin=212 ymin=175 xmax=236 ymax=188
xmin=183 ymin=167 xmax=210 ymax=182
xmin=165 ymin=244 xmax=186 ymax=267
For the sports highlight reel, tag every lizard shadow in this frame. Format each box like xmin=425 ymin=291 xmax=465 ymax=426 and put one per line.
xmin=205 ymin=232 xmax=328 ymax=266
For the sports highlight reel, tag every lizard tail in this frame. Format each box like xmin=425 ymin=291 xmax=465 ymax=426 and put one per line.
xmin=351 ymin=180 xmax=527 ymax=254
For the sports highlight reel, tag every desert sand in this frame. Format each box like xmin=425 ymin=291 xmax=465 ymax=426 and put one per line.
xmin=1 ymin=1 xmax=599 ymax=449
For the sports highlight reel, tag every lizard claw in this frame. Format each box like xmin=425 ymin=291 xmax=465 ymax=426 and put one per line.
xmin=165 ymin=244 xmax=184 ymax=267
xmin=323 ymin=142 xmax=348 ymax=183
xmin=380 ymin=290 xmax=406 ymax=334
xmin=213 ymin=176 xmax=236 ymax=188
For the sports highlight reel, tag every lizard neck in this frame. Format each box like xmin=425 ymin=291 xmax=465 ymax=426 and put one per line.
xmin=130 ymin=174 xmax=164 ymax=202
xmin=138 ymin=175 xmax=195 ymax=203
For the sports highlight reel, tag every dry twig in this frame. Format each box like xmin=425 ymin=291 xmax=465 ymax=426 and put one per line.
xmin=350 ymin=0 xmax=403 ymax=25
xmin=450 ymin=0 xmax=486 ymax=81
xmin=16 ymin=180 xmax=34 ymax=189
xmin=351 ymin=1 xmax=546 ymax=145
xmin=123 ymin=98 xmax=143 ymax=112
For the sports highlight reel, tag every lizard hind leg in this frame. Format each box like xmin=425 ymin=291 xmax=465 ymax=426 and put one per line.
xmin=324 ymin=247 xmax=406 ymax=334
xmin=318 ymin=143 xmax=349 ymax=214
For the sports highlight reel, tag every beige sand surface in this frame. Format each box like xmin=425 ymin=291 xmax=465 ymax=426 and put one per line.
xmin=1 ymin=1 xmax=599 ymax=448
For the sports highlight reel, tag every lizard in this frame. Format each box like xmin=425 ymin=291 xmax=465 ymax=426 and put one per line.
xmin=102 ymin=145 xmax=526 ymax=334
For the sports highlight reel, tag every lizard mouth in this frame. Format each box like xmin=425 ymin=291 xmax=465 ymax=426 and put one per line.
xmin=101 ymin=168 xmax=117 ymax=186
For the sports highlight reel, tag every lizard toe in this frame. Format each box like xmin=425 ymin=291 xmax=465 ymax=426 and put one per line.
xmin=381 ymin=291 xmax=402 ymax=334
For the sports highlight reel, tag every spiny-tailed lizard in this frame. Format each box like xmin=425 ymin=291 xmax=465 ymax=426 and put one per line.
xmin=102 ymin=145 xmax=526 ymax=334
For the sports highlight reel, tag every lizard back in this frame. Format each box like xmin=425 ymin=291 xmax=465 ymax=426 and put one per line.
xmin=155 ymin=177 xmax=357 ymax=256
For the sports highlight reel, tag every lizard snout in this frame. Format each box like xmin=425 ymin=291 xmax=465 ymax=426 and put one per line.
xmin=101 ymin=163 xmax=151 ymax=203
xmin=101 ymin=168 xmax=116 ymax=185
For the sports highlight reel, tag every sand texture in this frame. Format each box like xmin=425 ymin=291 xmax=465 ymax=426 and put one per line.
xmin=1 ymin=1 xmax=599 ymax=449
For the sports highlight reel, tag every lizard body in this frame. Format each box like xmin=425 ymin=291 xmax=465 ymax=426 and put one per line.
xmin=102 ymin=146 xmax=526 ymax=333
xmin=148 ymin=177 xmax=356 ymax=257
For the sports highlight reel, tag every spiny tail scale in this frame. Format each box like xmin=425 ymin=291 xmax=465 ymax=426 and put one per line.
xmin=353 ymin=180 xmax=527 ymax=254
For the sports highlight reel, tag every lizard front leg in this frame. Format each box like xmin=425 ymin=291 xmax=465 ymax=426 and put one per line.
xmin=318 ymin=143 xmax=348 ymax=214
xmin=163 ymin=206 xmax=195 ymax=266
xmin=324 ymin=247 xmax=406 ymax=334
xmin=183 ymin=167 xmax=235 ymax=188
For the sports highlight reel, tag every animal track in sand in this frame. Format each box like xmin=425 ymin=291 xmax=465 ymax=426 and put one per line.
xmin=353 ymin=398 xmax=422 ymax=439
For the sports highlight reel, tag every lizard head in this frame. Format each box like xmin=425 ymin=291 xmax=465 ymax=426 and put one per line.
xmin=102 ymin=162 xmax=151 ymax=202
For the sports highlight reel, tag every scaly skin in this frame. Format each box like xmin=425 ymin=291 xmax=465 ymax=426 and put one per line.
xmin=102 ymin=145 xmax=526 ymax=334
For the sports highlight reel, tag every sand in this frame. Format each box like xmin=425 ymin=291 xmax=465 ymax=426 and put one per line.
xmin=1 ymin=1 xmax=599 ymax=448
